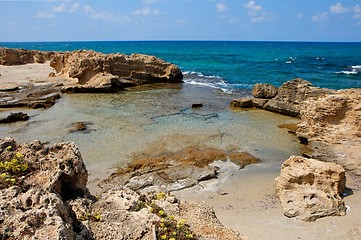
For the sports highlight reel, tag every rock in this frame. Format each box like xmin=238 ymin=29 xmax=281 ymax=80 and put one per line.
xmin=50 ymin=50 xmax=183 ymax=92
xmin=0 ymin=112 xmax=29 ymax=124
xmin=274 ymin=155 xmax=346 ymax=221
xmin=252 ymin=98 xmax=268 ymax=108
xmin=0 ymin=48 xmax=54 ymax=65
xmin=264 ymin=78 xmax=332 ymax=117
xmin=103 ymin=147 xmax=259 ymax=193
xmin=230 ymin=98 xmax=253 ymax=108
xmin=0 ymin=138 xmax=246 ymax=240
xmin=296 ymin=89 xmax=361 ymax=175
xmin=0 ymin=83 xmax=62 ymax=109
xmin=68 ymin=122 xmax=90 ymax=133
xmin=252 ymin=83 xmax=278 ymax=99
xmin=192 ymin=103 xmax=203 ymax=108
xmin=0 ymin=138 xmax=90 ymax=239
xmin=228 ymin=152 xmax=260 ymax=169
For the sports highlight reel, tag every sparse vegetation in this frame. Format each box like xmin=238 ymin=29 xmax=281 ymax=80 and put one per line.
xmin=0 ymin=147 xmax=29 ymax=189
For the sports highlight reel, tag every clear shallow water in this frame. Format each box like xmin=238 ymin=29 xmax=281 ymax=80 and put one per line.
xmin=0 ymin=85 xmax=300 ymax=183
xmin=1 ymin=41 xmax=361 ymax=92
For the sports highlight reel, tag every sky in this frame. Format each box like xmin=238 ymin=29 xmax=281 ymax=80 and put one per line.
xmin=0 ymin=0 xmax=360 ymax=42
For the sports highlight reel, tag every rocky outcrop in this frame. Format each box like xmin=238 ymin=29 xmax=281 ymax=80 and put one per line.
xmin=231 ymin=78 xmax=332 ymax=117
xmin=0 ymin=48 xmax=183 ymax=108
xmin=274 ymin=155 xmax=346 ymax=222
xmin=0 ymin=138 xmax=246 ymax=240
xmin=0 ymin=48 xmax=54 ymax=65
xmin=296 ymin=89 xmax=361 ymax=175
xmin=0 ymin=84 xmax=61 ymax=109
xmin=263 ymin=78 xmax=332 ymax=116
xmin=252 ymin=83 xmax=278 ymax=99
xmin=50 ymin=50 xmax=183 ymax=92
xmin=0 ymin=137 xmax=89 ymax=239
xmin=102 ymin=147 xmax=260 ymax=193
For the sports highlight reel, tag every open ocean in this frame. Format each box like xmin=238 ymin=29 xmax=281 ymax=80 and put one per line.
xmin=1 ymin=41 xmax=361 ymax=93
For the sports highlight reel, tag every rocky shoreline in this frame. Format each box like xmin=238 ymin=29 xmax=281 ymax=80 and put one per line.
xmin=1 ymin=48 xmax=361 ymax=239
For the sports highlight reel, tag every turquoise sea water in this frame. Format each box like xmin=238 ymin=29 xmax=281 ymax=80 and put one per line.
xmin=1 ymin=41 xmax=360 ymax=92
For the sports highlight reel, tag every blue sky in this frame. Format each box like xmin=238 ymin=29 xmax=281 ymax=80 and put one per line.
xmin=0 ymin=0 xmax=360 ymax=42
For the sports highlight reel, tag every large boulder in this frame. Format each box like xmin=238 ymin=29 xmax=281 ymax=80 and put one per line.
xmin=274 ymin=155 xmax=346 ymax=222
xmin=296 ymin=89 xmax=361 ymax=175
xmin=264 ymin=78 xmax=332 ymax=117
xmin=50 ymin=50 xmax=183 ymax=92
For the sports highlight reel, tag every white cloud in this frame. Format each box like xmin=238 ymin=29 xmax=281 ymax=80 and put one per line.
xmin=353 ymin=4 xmax=361 ymax=19
xmin=34 ymin=11 xmax=54 ymax=19
xmin=83 ymin=4 xmax=126 ymax=22
xmin=329 ymin=3 xmax=349 ymax=14
xmin=52 ymin=2 xmax=80 ymax=13
xmin=244 ymin=1 xmax=272 ymax=23
xmin=216 ymin=3 xmax=226 ymax=13
xmin=245 ymin=1 xmax=263 ymax=12
xmin=133 ymin=7 xmax=161 ymax=16
xmin=312 ymin=12 xmax=328 ymax=22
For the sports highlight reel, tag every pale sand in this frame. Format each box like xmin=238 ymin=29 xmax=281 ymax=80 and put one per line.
xmin=0 ymin=63 xmax=75 ymax=86
xmin=175 ymin=163 xmax=361 ymax=240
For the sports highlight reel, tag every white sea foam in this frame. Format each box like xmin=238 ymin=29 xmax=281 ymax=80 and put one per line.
xmin=182 ymin=71 xmax=249 ymax=94
xmin=336 ymin=65 xmax=360 ymax=75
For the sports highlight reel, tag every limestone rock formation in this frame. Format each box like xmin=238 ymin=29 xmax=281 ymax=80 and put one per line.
xmin=50 ymin=50 xmax=183 ymax=92
xmin=274 ymin=155 xmax=346 ymax=222
xmin=0 ymin=48 xmax=54 ymax=65
xmin=296 ymin=89 xmax=361 ymax=175
xmin=231 ymin=78 xmax=330 ymax=116
xmin=0 ymin=137 xmax=89 ymax=239
xmin=263 ymin=78 xmax=332 ymax=117
xmin=0 ymin=138 xmax=246 ymax=239
xmin=252 ymin=83 xmax=278 ymax=99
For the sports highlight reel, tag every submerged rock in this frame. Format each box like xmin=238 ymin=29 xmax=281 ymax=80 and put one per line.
xmin=0 ymin=112 xmax=29 ymax=124
xmin=103 ymin=147 xmax=260 ymax=192
xmin=274 ymin=155 xmax=346 ymax=222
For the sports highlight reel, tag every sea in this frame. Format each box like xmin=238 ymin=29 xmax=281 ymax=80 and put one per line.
xmin=1 ymin=41 xmax=361 ymax=92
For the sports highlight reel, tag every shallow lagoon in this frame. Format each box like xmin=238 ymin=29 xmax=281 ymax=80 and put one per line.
xmin=0 ymin=83 xmax=301 ymax=188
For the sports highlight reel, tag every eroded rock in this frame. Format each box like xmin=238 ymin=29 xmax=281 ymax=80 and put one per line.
xmin=0 ymin=138 xmax=247 ymax=239
xmin=50 ymin=50 xmax=183 ymax=92
xmin=296 ymin=89 xmax=361 ymax=176
xmin=264 ymin=78 xmax=332 ymax=117
xmin=274 ymin=155 xmax=346 ymax=221
xmin=252 ymin=83 xmax=278 ymax=99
